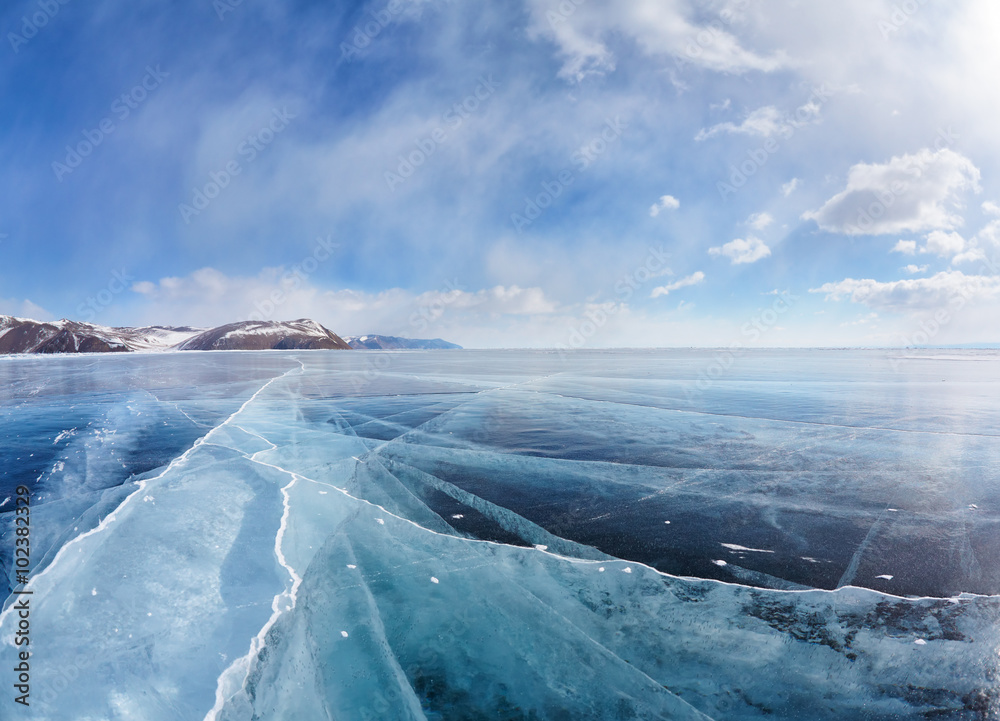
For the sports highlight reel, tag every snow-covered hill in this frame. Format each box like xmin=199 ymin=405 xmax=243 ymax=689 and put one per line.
xmin=176 ymin=319 xmax=351 ymax=351
xmin=0 ymin=316 xmax=205 ymax=354
xmin=0 ymin=316 xmax=351 ymax=354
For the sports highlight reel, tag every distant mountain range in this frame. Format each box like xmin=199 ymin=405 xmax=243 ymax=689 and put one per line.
xmin=0 ymin=316 xmax=460 ymax=354
xmin=343 ymin=334 xmax=462 ymax=350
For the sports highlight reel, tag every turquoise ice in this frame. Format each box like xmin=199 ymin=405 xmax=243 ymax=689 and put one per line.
xmin=2 ymin=349 xmax=999 ymax=719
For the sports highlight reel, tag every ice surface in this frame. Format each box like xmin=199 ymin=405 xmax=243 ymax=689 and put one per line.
xmin=2 ymin=349 xmax=1000 ymax=719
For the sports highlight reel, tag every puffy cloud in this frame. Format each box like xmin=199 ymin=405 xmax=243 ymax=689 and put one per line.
xmin=810 ymin=271 xmax=1000 ymax=312
xmin=708 ymin=236 xmax=771 ymax=265
xmin=902 ymin=264 xmax=928 ymax=274
xmin=976 ymin=219 xmax=1000 ymax=250
xmin=747 ymin=212 xmax=774 ymax=230
xmin=802 ymin=148 xmax=981 ymax=235
xmin=781 ymin=178 xmax=800 ymax=197
xmin=922 ymin=230 xmax=966 ymax=257
xmin=649 ymin=194 xmax=680 ymax=217
xmin=983 ymin=201 xmax=1000 ymax=216
xmin=528 ymin=0 xmax=785 ymax=82
xmin=896 ymin=221 xmax=1000 ymax=265
xmin=650 ymin=271 xmax=705 ymax=298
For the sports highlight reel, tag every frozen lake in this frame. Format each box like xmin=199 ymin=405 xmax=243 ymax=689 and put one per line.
xmin=2 ymin=349 xmax=999 ymax=719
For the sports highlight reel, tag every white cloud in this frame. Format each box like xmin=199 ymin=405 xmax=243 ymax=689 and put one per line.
xmin=892 ymin=240 xmax=917 ymax=255
xmin=696 ymin=95 xmax=824 ymax=142
xmin=951 ymin=248 xmax=988 ymax=265
xmin=0 ymin=298 xmax=52 ymax=321
xmin=900 ymin=220 xmax=1000 ymax=266
xmin=902 ymin=264 xmax=928 ymax=274
xmin=649 ymin=194 xmax=680 ymax=217
xmin=922 ymin=230 xmax=966 ymax=257
xmin=129 ymin=267 xmax=560 ymax=336
xmin=708 ymin=236 xmax=771 ymax=265
xmin=976 ymin=219 xmax=1000 ymax=252
xmin=650 ymin=271 xmax=705 ymax=298
xmin=781 ymin=178 xmax=800 ymax=197
xmin=810 ymin=271 xmax=1000 ymax=312
xmin=802 ymin=149 xmax=981 ymax=235
xmin=983 ymin=201 xmax=1000 ymax=216
xmin=527 ymin=0 xmax=786 ymax=82
xmin=696 ymin=106 xmax=784 ymax=141
xmin=747 ymin=212 xmax=774 ymax=230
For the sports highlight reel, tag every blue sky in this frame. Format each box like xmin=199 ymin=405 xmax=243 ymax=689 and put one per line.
xmin=2 ymin=0 xmax=999 ymax=347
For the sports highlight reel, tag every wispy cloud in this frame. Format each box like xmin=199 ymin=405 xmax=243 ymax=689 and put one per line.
xmin=650 ymin=271 xmax=705 ymax=298
xmin=811 ymin=271 xmax=1000 ymax=312
xmin=746 ymin=212 xmax=774 ymax=230
xmin=527 ymin=0 xmax=786 ymax=82
xmin=781 ymin=178 xmax=800 ymax=197
xmin=708 ymin=237 xmax=771 ymax=265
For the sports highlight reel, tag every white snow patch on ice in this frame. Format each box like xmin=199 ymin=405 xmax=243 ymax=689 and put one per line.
xmin=720 ymin=543 xmax=774 ymax=554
